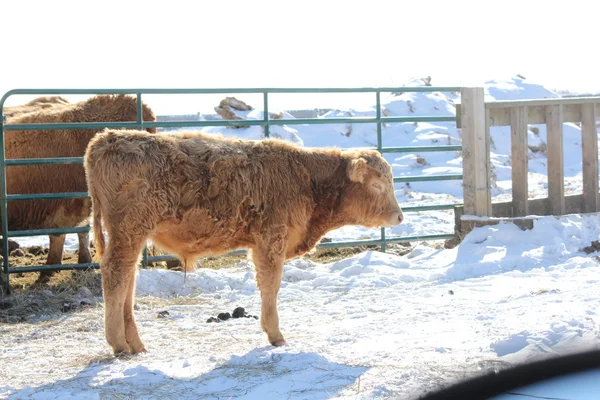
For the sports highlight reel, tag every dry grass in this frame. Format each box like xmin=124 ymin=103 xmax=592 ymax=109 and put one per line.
xmin=1 ymin=268 xmax=102 ymax=323
xmin=7 ymin=250 xmax=97 ymax=289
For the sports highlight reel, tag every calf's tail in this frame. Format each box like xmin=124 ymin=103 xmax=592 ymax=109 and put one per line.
xmin=91 ymin=193 xmax=106 ymax=261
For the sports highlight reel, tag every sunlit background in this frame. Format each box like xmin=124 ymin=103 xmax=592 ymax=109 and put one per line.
xmin=2 ymin=0 xmax=597 ymax=113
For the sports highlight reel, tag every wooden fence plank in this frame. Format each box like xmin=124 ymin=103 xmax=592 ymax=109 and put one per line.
xmin=511 ymin=107 xmax=529 ymax=216
xmin=486 ymin=96 xmax=600 ymax=108
xmin=581 ymin=103 xmax=599 ymax=212
xmin=485 ymin=107 xmax=493 ymax=215
xmin=485 ymin=103 xmax=600 ymax=126
xmin=460 ymin=87 xmax=491 ymax=216
xmin=545 ymin=104 xmax=565 ymax=215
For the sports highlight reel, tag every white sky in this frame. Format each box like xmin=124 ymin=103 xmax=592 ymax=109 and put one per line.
xmin=2 ymin=0 xmax=598 ymax=112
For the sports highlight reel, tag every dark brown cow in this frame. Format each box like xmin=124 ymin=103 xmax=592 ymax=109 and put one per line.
xmin=3 ymin=95 xmax=155 ymax=284
xmin=84 ymin=129 xmax=404 ymax=355
xmin=3 ymin=96 xmax=70 ymax=119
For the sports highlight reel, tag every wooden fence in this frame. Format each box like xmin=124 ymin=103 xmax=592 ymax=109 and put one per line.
xmin=458 ymin=88 xmax=600 ymax=220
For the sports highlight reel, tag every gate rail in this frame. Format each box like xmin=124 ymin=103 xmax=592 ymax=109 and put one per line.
xmin=0 ymin=86 xmax=463 ymax=290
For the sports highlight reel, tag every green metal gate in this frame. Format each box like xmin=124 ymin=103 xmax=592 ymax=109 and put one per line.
xmin=0 ymin=86 xmax=463 ymax=292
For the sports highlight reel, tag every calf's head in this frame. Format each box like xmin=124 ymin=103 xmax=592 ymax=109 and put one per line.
xmin=341 ymin=150 xmax=403 ymax=228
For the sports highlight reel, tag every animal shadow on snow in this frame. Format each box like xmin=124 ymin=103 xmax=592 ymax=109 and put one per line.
xmin=3 ymin=347 xmax=368 ymax=400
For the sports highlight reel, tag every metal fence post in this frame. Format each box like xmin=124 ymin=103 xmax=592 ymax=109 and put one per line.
xmin=263 ymin=92 xmax=269 ymax=138
xmin=376 ymin=91 xmax=387 ymax=252
xmin=0 ymin=115 xmax=10 ymax=294
xmin=136 ymin=92 xmax=149 ymax=268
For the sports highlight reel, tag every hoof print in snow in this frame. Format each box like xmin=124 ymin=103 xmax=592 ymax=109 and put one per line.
xmin=448 ymin=290 xmax=454 ymax=295
xmin=206 ymin=317 xmax=220 ymax=323
xmin=232 ymin=307 xmax=246 ymax=318
xmin=157 ymin=310 xmax=170 ymax=318
xmin=217 ymin=312 xmax=231 ymax=321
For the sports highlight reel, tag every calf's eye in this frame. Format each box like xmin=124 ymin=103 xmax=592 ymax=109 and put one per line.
xmin=372 ymin=182 xmax=383 ymax=191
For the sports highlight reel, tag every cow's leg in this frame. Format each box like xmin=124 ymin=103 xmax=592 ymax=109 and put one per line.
xmin=252 ymin=238 xmax=287 ymax=347
xmin=69 ymin=231 xmax=94 ymax=280
xmin=35 ymin=234 xmax=65 ymax=285
xmin=77 ymin=231 xmax=92 ymax=264
xmin=101 ymin=234 xmax=145 ymax=355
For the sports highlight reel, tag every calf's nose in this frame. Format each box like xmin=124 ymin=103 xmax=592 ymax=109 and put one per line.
xmin=387 ymin=210 xmax=403 ymax=227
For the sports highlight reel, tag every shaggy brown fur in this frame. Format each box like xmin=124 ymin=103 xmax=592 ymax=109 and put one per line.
xmin=4 ymin=95 xmax=156 ymax=284
xmin=3 ymin=96 xmax=70 ymax=119
xmin=84 ymin=129 xmax=404 ymax=355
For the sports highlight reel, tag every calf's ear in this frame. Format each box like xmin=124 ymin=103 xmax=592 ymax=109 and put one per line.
xmin=348 ymin=158 xmax=369 ymax=183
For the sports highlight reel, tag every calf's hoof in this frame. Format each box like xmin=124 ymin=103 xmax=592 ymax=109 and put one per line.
xmin=129 ymin=345 xmax=147 ymax=354
xmin=266 ymin=330 xmax=286 ymax=347
xmin=271 ymin=338 xmax=286 ymax=347
xmin=114 ymin=350 xmax=131 ymax=358
xmin=113 ymin=345 xmax=148 ymax=356
xmin=111 ymin=343 xmax=132 ymax=356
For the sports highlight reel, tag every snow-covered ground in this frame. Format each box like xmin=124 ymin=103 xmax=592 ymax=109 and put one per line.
xmin=2 ymin=213 xmax=600 ymax=399
xmin=3 ymin=76 xmax=600 ymax=399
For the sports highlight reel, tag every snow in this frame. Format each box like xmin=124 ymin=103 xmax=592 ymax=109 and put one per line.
xmin=3 ymin=213 xmax=600 ymax=399
xmin=484 ymin=77 xmax=560 ymax=101
xmin=4 ymin=76 xmax=600 ymax=398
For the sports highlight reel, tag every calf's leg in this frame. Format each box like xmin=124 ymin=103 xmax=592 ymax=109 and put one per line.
xmin=124 ymin=262 xmax=145 ymax=354
xmin=252 ymin=239 xmax=287 ymax=347
xmin=101 ymin=234 xmax=145 ymax=355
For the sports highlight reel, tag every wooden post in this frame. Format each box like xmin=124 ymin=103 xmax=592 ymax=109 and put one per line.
xmin=545 ymin=104 xmax=565 ymax=215
xmin=510 ymin=107 xmax=529 ymax=216
xmin=461 ymin=87 xmax=491 ymax=217
xmin=581 ymin=103 xmax=599 ymax=213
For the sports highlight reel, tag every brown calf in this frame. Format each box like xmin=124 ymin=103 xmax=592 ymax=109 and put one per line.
xmin=84 ymin=129 xmax=403 ymax=355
